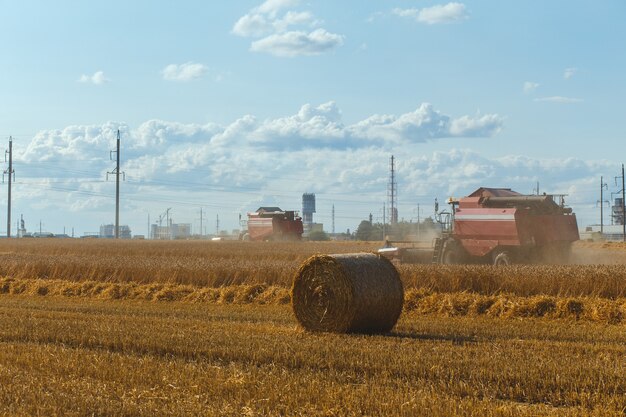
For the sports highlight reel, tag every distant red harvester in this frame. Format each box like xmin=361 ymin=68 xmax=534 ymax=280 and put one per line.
xmin=243 ymin=207 xmax=304 ymax=241
xmin=380 ymin=187 xmax=580 ymax=265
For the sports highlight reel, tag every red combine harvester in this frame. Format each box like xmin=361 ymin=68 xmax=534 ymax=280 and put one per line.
xmin=243 ymin=207 xmax=304 ymax=241
xmin=379 ymin=187 xmax=580 ymax=265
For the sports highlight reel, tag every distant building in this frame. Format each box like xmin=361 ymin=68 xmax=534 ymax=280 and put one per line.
xmin=150 ymin=223 xmax=191 ymax=240
xmin=100 ymin=224 xmax=114 ymax=238
xmin=613 ymin=197 xmax=625 ymax=226
xmin=99 ymin=224 xmax=131 ymax=239
xmin=18 ymin=215 xmax=26 ymax=238
xmin=582 ymin=197 xmax=626 ymax=241
xmin=151 ymin=224 xmax=170 ymax=240
xmin=302 ymin=193 xmax=316 ymax=226
xmin=171 ymin=223 xmax=191 ymax=239
xmin=32 ymin=232 xmax=54 ymax=238
xmin=581 ymin=225 xmax=625 ymax=241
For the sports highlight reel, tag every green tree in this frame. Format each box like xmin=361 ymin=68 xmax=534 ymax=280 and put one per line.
xmin=355 ymin=220 xmax=385 ymax=241
xmin=355 ymin=220 xmax=373 ymax=241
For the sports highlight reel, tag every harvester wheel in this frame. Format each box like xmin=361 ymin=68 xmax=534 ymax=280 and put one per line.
xmin=493 ymin=251 xmax=512 ymax=266
xmin=441 ymin=242 xmax=460 ymax=264
xmin=441 ymin=248 xmax=456 ymax=264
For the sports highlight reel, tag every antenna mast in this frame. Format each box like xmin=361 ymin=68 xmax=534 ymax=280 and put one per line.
xmin=388 ymin=155 xmax=398 ymax=224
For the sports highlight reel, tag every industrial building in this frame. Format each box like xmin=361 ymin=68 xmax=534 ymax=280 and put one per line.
xmin=581 ymin=225 xmax=625 ymax=241
xmin=302 ymin=193 xmax=323 ymax=236
xmin=613 ymin=197 xmax=625 ymax=226
xmin=302 ymin=193 xmax=315 ymax=226
xmin=150 ymin=222 xmax=191 ymax=240
xmin=582 ymin=196 xmax=626 ymax=241
xmin=99 ymin=224 xmax=132 ymax=239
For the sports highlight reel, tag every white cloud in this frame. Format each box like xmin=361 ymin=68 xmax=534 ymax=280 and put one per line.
xmin=21 ymin=122 xmax=127 ymax=163
xmin=348 ymin=103 xmax=502 ymax=144
xmin=366 ymin=12 xmax=385 ymax=23
xmin=393 ymin=3 xmax=468 ymax=24
xmin=18 ymin=102 xmax=502 ymax=166
xmin=534 ymin=96 xmax=583 ymax=104
xmin=449 ymin=114 xmax=503 ymax=137
xmin=162 ymin=62 xmax=208 ymax=82
xmin=232 ymin=13 xmax=274 ymax=37
xmin=233 ymin=0 xmax=342 ymax=57
xmin=250 ymin=29 xmax=344 ymax=57
xmin=257 ymin=0 xmax=299 ymax=15
xmin=275 ymin=11 xmax=317 ymax=31
xmin=78 ymin=71 xmax=109 ymax=85
xmin=523 ymin=81 xmax=539 ymax=93
xmin=133 ymin=120 xmax=221 ymax=150
xmin=564 ymin=67 xmax=577 ymax=80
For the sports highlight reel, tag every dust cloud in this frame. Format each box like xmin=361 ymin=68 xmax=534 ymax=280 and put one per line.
xmin=570 ymin=242 xmax=626 ymax=265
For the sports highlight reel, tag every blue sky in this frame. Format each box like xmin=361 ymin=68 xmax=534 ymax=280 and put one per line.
xmin=0 ymin=0 xmax=625 ymax=236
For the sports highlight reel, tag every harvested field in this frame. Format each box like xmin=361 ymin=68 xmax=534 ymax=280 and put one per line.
xmin=0 ymin=239 xmax=626 ymax=295
xmin=0 ymin=239 xmax=625 ymax=415
xmin=0 ymin=297 xmax=624 ymax=416
xmin=0 ymin=239 xmax=380 ymax=286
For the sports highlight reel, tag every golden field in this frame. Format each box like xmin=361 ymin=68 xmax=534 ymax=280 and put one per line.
xmin=0 ymin=239 xmax=625 ymax=416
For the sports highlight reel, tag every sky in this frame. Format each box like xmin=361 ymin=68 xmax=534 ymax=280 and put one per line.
xmin=0 ymin=0 xmax=625 ymax=237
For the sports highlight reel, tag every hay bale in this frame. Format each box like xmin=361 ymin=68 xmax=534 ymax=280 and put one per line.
xmin=291 ymin=253 xmax=404 ymax=334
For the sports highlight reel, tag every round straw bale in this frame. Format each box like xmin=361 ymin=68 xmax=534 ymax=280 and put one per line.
xmin=291 ymin=253 xmax=404 ymax=334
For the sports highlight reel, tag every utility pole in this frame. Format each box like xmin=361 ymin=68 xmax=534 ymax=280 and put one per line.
xmin=166 ymin=208 xmax=172 ymax=239
xmin=615 ymin=166 xmax=626 ymax=241
xmin=198 ymin=207 xmax=206 ymax=238
xmin=216 ymin=214 xmax=220 ymax=236
xmin=599 ymin=176 xmax=608 ymax=235
xmin=620 ymin=164 xmax=626 ymax=242
xmin=332 ymin=204 xmax=335 ymax=235
xmin=4 ymin=137 xmax=15 ymax=237
xmin=382 ymin=203 xmax=386 ymax=240
xmin=107 ymin=130 xmax=124 ymax=239
xmin=417 ymin=203 xmax=421 ymax=241
xmin=622 ymin=165 xmax=625 ymax=242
